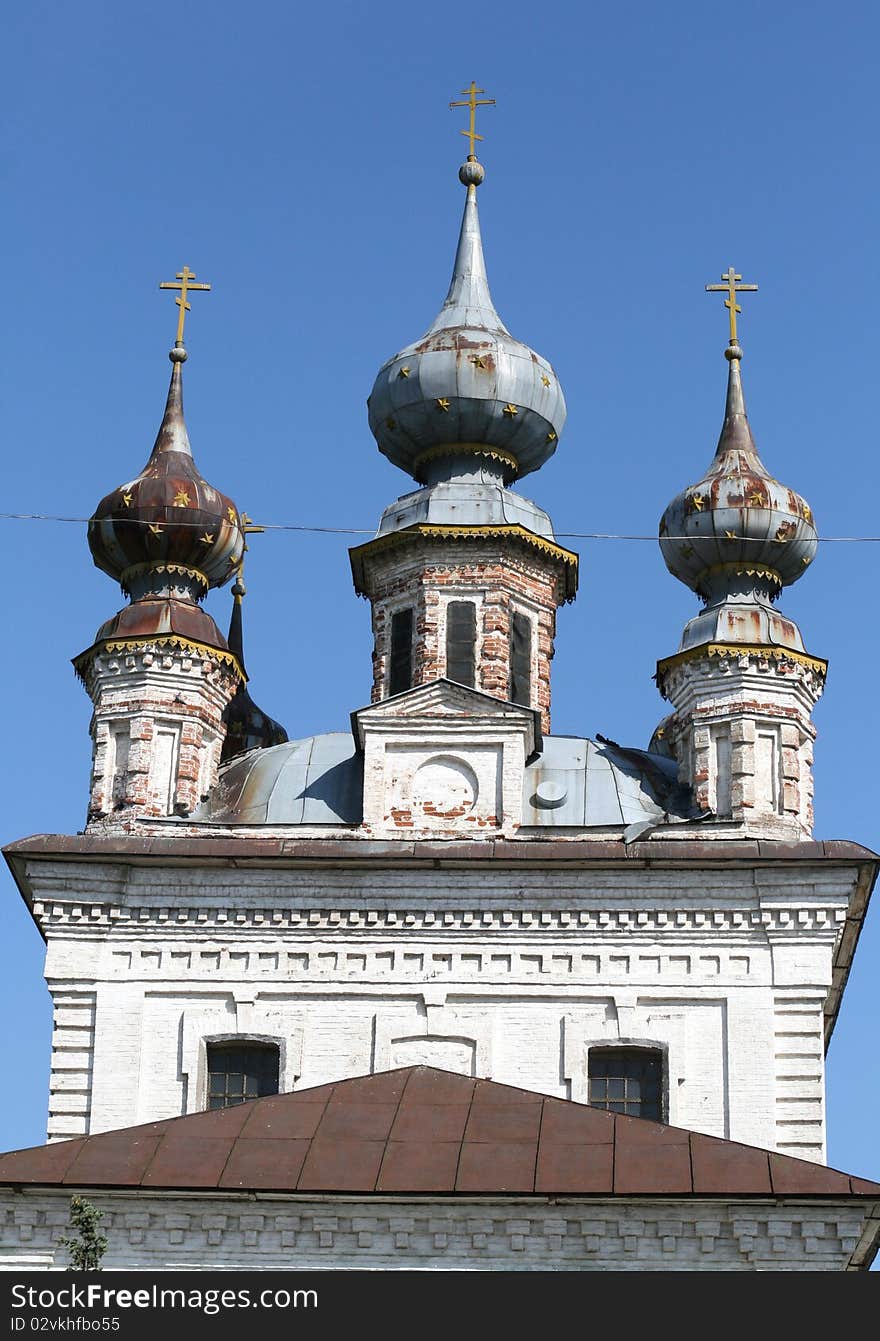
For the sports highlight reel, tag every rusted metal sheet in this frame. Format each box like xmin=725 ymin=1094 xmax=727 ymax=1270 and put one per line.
xmin=88 ymin=357 xmax=244 ymax=594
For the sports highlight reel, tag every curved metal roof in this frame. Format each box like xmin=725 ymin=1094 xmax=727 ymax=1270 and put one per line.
xmin=196 ymin=731 xmax=699 ymax=830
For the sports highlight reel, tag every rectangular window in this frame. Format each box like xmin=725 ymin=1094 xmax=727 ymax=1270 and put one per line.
xmin=509 ymin=610 xmax=532 ymax=706
xmin=108 ymin=724 xmax=130 ymax=807
xmin=389 ymin=608 xmax=414 ymax=696
xmin=446 ymin=600 xmax=477 ymax=687
xmin=206 ymin=1043 xmax=280 ymax=1109
xmin=588 ymin=1047 xmax=663 ymax=1120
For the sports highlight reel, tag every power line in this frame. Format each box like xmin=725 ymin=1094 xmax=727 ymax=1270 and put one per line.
xmin=0 ymin=511 xmax=879 ymax=543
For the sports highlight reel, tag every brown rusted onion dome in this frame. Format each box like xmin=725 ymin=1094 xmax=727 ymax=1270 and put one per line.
xmin=88 ymin=349 xmax=244 ymax=596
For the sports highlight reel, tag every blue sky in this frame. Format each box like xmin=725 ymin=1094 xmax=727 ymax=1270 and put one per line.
xmin=1 ymin=0 xmax=878 ymax=1182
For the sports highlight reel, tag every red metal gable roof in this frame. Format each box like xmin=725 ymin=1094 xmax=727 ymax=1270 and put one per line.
xmin=1 ymin=1068 xmax=878 ymax=1198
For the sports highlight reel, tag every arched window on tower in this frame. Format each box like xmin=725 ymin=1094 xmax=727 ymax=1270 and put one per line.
xmin=509 ymin=609 xmax=532 ymax=706
xmin=389 ymin=608 xmax=414 ymax=696
xmin=206 ymin=1042 xmax=280 ymax=1109
xmin=587 ymin=1047 xmax=664 ymax=1121
xmin=446 ymin=600 xmax=477 ymax=687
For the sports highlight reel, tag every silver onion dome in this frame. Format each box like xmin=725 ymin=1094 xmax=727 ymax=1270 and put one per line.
xmin=367 ymin=156 xmax=566 ymax=485
xmin=659 ymin=342 xmax=817 ymax=604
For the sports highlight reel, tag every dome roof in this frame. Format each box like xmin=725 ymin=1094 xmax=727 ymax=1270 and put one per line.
xmin=195 ymin=731 xmax=700 ymax=830
xmin=367 ymin=159 xmax=566 ymax=485
xmin=659 ymin=344 xmax=817 ymax=601
xmin=88 ymin=347 xmax=245 ymax=597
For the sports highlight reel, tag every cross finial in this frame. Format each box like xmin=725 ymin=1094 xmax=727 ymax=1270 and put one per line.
xmin=449 ymin=82 xmax=495 ymax=160
xmin=159 ymin=266 xmax=212 ymax=348
xmin=705 ymin=266 xmax=758 ymax=345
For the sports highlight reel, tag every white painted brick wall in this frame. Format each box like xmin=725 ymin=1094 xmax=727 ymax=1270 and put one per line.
xmin=0 ymin=1191 xmax=873 ymax=1271
xmin=25 ymin=854 xmax=856 ymax=1164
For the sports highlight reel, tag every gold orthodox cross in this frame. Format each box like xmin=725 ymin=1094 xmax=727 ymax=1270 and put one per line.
xmin=705 ymin=267 xmax=758 ymax=344
xmin=449 ymin=82 xmax=495 ymax=158
xmin=159 ymin=266 xmax=211 ymax=346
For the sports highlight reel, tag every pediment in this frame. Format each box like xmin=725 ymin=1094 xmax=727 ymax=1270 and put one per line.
xmin=352 ymin=678 xmax=541 ymax=751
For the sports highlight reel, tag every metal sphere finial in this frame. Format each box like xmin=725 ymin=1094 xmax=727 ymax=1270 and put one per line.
xmin=169 ymin=343 xmax=188 ymax=363
xmin=459 ymin=156 xmax=485 ymax=187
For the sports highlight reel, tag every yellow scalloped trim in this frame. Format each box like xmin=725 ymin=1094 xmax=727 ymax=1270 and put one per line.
xmin=74 ymin=636 xmax=244 ymax=680
xmin=697 ymin=562 xmax=784 ymax=587
xmin=119 ymin=561 xmax=210 ymax=593
xmin=656 ymin=642 xmax=828 ymax=682
xmin=350 ymin=523 xmax=578 ymax=601
xmin=412 ymin=442 xmax=520 ymax=481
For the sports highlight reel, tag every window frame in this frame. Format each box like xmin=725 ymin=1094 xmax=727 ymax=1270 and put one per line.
xmin=204 ymin=1038 xmax=281 ymax=1109
xmin=585 ymin=1043 xmax=668 ymax=1122
xmin=444 ymin=598 xmax=478 ymax=688
xmin=508 ymin=605 xmax=536 ymax=707
xmin=388 ymin=605 xmax=415 ymax=697
xmin=196 ymin=1033 xmax=285 ymax=1112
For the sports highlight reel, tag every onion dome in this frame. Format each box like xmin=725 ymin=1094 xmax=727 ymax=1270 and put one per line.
xmin=221 ymin=573 xmax=288 ymax=763
xmin=367 ymin=155 xmax=566 ymax=485
xmin=88 ymin=344 xmax=245 ymax=601
xmin=659 ymin=340 xmax=817 ymax=609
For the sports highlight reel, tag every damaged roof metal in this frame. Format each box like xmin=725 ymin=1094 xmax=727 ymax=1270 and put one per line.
xmin=196 ymin=730 xmax=701 ymax=830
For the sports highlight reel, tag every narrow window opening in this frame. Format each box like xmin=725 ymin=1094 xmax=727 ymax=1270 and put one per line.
xmin=389 ymin=608 xmax=414 ymax=696
xmin=206 ymin=1042 xmax=280 ymax=1109
xmin=509 ymin=610 xmax=532 ymax=706
xmin=109 ymin=724 xmax=130 ymax=807
xmin=446 ymin=600 xmax=476 ymax=687
xmin=588 ymin=1047 xmax=663 ymax=1121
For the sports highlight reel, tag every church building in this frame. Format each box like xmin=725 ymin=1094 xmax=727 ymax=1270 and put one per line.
xmin=1 ymin=91 xmax=878 ymax=1272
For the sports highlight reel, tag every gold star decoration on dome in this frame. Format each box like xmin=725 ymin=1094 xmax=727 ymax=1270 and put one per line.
xmin=705 ymin=266 xmax=758 ymax=345
xmin=386 ymin=417 xmax=397 ymax=430
xmin=149 ymin=523 xmax=163 ymax=536
xmin=689 ymin=493 xmax=704 ymax=512
xmin=748 ymin=491 xmax=764 ymax=506
xmin=546 ymin=430 xmax=557 ymax=443
xmin=201 ymin=532 xmax=215 ymax=545
xmin=502 ymin=403 xmax=518 ymax=417
xmin=159 ymin=266 xmax=211 ymax=346
xmin=449 ymin=82 xmax=495 ymax=159
xmin=226 ymin=505 xmax=237 ymax=523
xmin=121 ymin=492 xmax=132 ymax=507
xmin=399 ymin=366 xmax=411 ymax=378
xmin=172 ymin=490 xmax=191 ymax=508
xmin=469 ymin=354 xmax=486 ymax=370
xmin=541 ymin=375 xmax=551 ymax=388
xmin=803 ymin=503 xmax=812 ymax=522
xmin=725 ymin=530 xmax=738 ymax=540
xmin=436 ymin=398 xmax=450 ymax=411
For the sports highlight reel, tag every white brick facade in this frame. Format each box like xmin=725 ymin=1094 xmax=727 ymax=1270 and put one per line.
xmin=1 ymin=1190 xmax=875 ymax=1271
xmin=12 ymin=841 xmax=869 ymax=1166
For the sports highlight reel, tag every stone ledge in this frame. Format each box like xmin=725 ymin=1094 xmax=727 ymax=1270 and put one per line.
xmin=5 ymin=833 xmax=878 ymax=866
